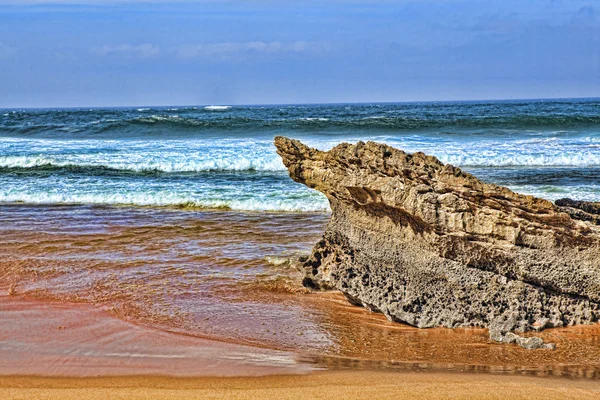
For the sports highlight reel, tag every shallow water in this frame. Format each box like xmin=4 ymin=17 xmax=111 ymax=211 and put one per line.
xmin=2 ymin=205 xmax=600 ymax=379
xmin=0 ymin=296 xmax=313 ymax=377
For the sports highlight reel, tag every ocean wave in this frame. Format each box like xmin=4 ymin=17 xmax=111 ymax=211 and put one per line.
xmin=298 ymin=117 xmax=329 ymax=121
xmin=2 ymin=140 xmax=600 ymax=175
xmin=115 ymin=113 xmax=600 ymax=134
xmin=439 ymin=152 xmax=600 ymax=167
xmin=0 ymin=191 xmax=329 ymax=212
xmin=4 ymin=111 xmax=600 ymax=139
xmin=204 ymin=105 xmax=231 ymax=111
xmin=0 ymin=154 xmax=287 ymax=173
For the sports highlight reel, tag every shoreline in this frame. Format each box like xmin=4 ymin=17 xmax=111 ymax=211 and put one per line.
xmin=2 ymin=294 xmax=600 ymax=380
xmin=0 ymin=295 xmax=315 ymax=378
xmin=2 ymin=292 xmax=600 ymax=399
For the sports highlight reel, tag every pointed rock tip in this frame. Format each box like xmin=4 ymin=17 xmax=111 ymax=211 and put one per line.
xmin=274 ymin=136 xmax=319 ymax=166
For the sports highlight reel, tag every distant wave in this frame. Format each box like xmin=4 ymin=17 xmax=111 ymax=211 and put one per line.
xmin=204 ymin=105 xmax=231 ymax=111
xmin=106 ymin=114 xmax=600 ymax=130
xmin=298 ymin=117 xmax=329 ymax=121
xmin=4 ymin=113 xmax=600 ymax=138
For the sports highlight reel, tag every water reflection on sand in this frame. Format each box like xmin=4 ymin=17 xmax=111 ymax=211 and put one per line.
xmin=1 ymin=204 xmax=599 ymax=379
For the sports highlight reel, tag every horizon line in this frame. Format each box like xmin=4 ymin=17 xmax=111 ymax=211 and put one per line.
xmin=1 ymin=96 xmax=599 ymax=110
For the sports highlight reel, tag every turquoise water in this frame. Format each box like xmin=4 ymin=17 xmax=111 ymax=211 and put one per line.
xmin=1 ymin=99 xmax=599 ymax=211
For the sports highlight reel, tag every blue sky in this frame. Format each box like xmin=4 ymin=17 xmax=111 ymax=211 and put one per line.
xmin=0 ymin=0 xmax=598 ymax=107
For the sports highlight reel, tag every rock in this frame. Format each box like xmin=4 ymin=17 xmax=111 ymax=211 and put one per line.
xmin=274 ymin=136 xmax=600 ymax=350
xmin=492 ymin=331 xmax=554 ymax=350
xmin=555 ymin=198 xmax=600 ymax=225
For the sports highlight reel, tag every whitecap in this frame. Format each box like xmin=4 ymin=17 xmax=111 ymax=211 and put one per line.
xmin=298 ymin=117 xmax=329 ymax=121
xmin=438 ymin=152 xmax=600 ymax=167
xmin=0 ymin=190 xmax=330 ymax=212
xmin=204 ymin=105 xmax=231 ymax=111
xmin=0 ymin=152 xmax=287 ymax=172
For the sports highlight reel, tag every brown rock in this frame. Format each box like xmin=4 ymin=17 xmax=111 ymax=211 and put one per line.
xmin=275 ymin=136 xmax=600 ymax=349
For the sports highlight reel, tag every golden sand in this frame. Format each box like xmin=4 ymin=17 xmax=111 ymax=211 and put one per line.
xmin=2 ymin=371 xmax=599 ymax=400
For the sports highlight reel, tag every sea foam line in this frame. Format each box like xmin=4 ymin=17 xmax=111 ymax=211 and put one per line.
xmin=0 ymin=191 xmax=330 ymax=212
xmin=0 ymin=155 xmax=287 ymax=172
xmin=438 ymin=152 xmax=600 ymax=167
xmin=2 ymin=150 xmax=600 ymax=172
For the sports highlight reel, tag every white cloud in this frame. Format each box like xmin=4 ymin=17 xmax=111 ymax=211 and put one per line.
xmin=175 ymin=41 xmax=331 ymax=60
xmin=92 ymin=44 xmax=160 ymax=58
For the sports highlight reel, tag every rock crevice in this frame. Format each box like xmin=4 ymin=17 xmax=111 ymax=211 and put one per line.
xmin=275 ymin=136 xmax=600 ymax=350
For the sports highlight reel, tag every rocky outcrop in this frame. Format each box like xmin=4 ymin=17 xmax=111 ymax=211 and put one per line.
xmin=556 ymin=198 xmax=600 ymax=225
xmin=274 ymin=136 xmax=600 ymax=350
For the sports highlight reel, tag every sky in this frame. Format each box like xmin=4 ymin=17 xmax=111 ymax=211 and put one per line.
xmin=0 ymin=0 xmax=598 ymax=107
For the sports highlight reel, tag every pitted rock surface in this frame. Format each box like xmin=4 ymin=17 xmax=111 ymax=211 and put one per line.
xmin=275 ymin=136 xmax=600 ymax=350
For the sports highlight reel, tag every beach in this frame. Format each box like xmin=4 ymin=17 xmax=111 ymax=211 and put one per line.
xmin=3 ymin=371 xmax=600 ymax=400
xmin=1 ymin=101 xmax=600 ymax=396
xmin=1 ymin=297 xmax=600 ymax=399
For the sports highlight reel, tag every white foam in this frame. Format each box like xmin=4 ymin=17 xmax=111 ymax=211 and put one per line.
xmin=438 ymin=152 xmax=600 ymax=167
xmin=265 ymin=256 xmax=290 ymax=266
xmin=0 ymin=154 xmax=287 ymax=172
xmin=138 ymin=115 xmax=175 ymax=122
xmin=0 ymin=190 xmax=330 ymax=212
xmin=299 ymin=117 xmax=329 ymax=121
xmin=204 ymin=105 xmax=231 ymax=111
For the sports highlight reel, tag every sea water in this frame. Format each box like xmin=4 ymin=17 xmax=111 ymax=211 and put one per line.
xmin=1 ymin=99 xmax=599 ymax=211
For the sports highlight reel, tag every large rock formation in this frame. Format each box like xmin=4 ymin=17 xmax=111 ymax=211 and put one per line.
xmin=274 ymin=136 xmax=600 ymax=350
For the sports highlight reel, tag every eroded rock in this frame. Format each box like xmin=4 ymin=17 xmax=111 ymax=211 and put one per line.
xmin=555 ymin=198 xmax=600 ymax=225
xmin=275 ymin=136 xmax=600 ymax=350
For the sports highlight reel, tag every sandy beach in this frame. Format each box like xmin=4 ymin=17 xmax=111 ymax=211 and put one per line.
xmin=3 ymin=371 xmax=600 ymax=400
xmin=2 ymin=204 xmax=600 ymax=400
xmin=1 ymin=294 xmax=600 ymax=399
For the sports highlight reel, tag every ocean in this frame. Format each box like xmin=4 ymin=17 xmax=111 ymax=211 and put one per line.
xmin=1 ymin=99 xmax=600 ymax=211
xmin=2 ymin=99 xmax=600 ymax=375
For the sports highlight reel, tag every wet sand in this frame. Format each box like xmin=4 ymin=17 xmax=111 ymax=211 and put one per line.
xmin=2 ymin=271 xmax=600 ymax=399
xmin=2 ymin=204 xmax=600 ymax=395
xmin=0 ymin=296 xmax=313 ymax=377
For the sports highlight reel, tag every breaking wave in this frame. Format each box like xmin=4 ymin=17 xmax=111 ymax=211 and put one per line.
xmin=0 ymin=154 xmax=286 ymax=173
xmin=1 ymin=99 xmax=599 ymax=210
xmin=0 ymin=190 xmax=329 ymax=212
xmin=204 ymin=105 xmax=231 ymax=111
xmin=438 ymin=152 xmax=600 ymax=167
